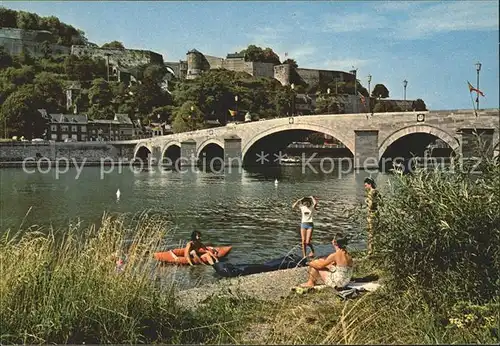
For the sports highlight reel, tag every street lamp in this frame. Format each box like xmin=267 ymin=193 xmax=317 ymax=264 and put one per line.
xmin=349 ymin=67 xmax=357 ymax=96
xmin=475 ymin=62 xmax=481 ymax=110
xmin=367 ymin=74 xmax=372 ymax=95
xmin=290 ymin=83 xmax=295 ymax=116
xmin=190 ymin=105 xmax=194 ymax=131
xmin=326 ymin=88 xmax=331 ymax=114
xmin=234 ymin=95 xmax=238 ymax=123
xmin=403 ymin=80 xmax=408 ymax=111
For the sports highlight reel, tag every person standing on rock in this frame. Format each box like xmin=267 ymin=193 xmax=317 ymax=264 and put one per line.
xmin=293 ymin=196 xmax=318 ymax=258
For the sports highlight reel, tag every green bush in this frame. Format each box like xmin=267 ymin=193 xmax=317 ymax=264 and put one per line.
xmin=373 ymin=157 xmax=500 ymax=309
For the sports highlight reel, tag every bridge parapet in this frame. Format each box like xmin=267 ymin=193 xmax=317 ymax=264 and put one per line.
xmin=131 ymin=109 xmax=498 ymax=168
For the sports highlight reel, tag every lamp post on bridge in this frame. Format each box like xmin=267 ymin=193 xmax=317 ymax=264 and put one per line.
xmin=327 ymin=88 xmax=331 ymax=114
xmin=234 ymin=95 xmax=238 ymax=123
xmin=190 ymin=105 xmax=194 ymax=131
xmin=290 ymin=83 xmax=296 ymax=116
xmin=403 ymin=79 xmax=408 ymax=111
xmin=475 ymin=62 xmax=481 ymax=110
xmin=367 ymin=74 xmax=372 ymax=96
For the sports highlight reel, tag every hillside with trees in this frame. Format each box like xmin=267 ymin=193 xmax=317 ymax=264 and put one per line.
xmin=0 ymin=8 xmax=427 ymax=139
xmin=0 ymin=7 xmax=88 ymax=46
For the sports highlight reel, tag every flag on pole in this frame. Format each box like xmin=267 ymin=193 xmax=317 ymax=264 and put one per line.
xmin=358 ymin=92 xmax=367 ymax=107
xmin=467 ymin=81 xmax=485 ymax=97
xmin=228 ymin=109 xmax=237 ymax=117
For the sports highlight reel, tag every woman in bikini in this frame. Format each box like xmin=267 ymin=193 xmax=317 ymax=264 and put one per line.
xmin=292 ymin=196 xmax=318 ymax=258
xmin=299 ymin=233 xmax=353 ymax=289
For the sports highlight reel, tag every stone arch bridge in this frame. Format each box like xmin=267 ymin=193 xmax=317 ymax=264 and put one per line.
xmin=129 ymin=109 xmax=498 ymax=168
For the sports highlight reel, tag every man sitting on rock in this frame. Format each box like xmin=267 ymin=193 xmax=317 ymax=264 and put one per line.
xmin=299 ymin=233 xmax=353 ymax=289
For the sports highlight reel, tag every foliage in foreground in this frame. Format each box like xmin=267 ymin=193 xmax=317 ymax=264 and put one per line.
xmin=224 ymin=287 xmax=499 ymax=344
xmin=0 ymin=213 xmax=246 ymax=344
xmin=373 ymin=156 xmax=500 ymax=310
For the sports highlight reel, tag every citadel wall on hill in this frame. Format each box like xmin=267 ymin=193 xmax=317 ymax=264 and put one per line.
xmin=0 ymin=27 xmax=70 ymax=57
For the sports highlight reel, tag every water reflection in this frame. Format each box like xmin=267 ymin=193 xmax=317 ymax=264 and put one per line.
xmin=0 ymin=164 xmax=387 ymax=287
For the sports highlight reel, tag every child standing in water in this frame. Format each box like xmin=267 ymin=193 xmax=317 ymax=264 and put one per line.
xmin=293 ymin=196 xmax=318 ymax=258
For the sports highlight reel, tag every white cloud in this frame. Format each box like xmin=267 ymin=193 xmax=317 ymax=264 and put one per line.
xmin=318 ymin=1 xmax=497 ymax=38
xmin=245 ymin=25 xmax=291 ymax=46
xmin=394 ymin=1 xmax=499 ymax=39
xmin=320 ymin=58 xmax=372 ymax=71
xmin=286 ymin=46 xmax=317 ymax=61
xmin=321 ymin=12 xmax=388 ymax=33
xmin=375 ymin=1 xmax=423 ymax=12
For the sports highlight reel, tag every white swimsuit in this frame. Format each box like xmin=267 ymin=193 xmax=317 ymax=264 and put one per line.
xmin=324 ymin=266 xmax=353 ymax=288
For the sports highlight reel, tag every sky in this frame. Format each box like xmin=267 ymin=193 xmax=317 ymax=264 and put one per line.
xmin=2 ymin=0 xmax=499 ymax=110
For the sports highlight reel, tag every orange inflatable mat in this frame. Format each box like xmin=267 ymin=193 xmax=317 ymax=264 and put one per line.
xmin=154 ymin=246 xmax=232 ymax=265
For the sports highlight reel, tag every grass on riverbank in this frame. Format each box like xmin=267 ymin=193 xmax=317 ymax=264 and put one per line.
xmin=189 ymin=255 xmax=498 ymax=344
xmin=0 ymin=212 xmax=246 ymax=344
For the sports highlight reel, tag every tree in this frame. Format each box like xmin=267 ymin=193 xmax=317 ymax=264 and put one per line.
xmin=33 ymin=72 xmax=65 ymax=112
xmin=0 ymin=47 xmax=13 ymax=69
xmin=16 ymin=11 xmax=39 ymax=30
xmin=1 ymin=66 xmax=36 ymax=86
xmin=64 ymin=55 xmax=106 ymax=81
xmin=372 ymin=84 xmax=389 ymax=98
xmin=0 ymin=85 xmax=46 ymax=139
xmin=151 ymin=105 xmax=175 ymax=123
xmin=101 ymin=41 xmax=125 ymax=49
xmin=282 ymin=58 xmax=298 ymax=68
xmin=412 ymin=98 xmax=427 ymax=111
xmin=239 ymin=45 xmax=280 ymax=65
xmin=171 ymin=102 xmax=205 ymax=133
xmin=315 ymin=95 xmax=341 ymax=114
xmin=372 ymin=101 xmax=401 ymax=113
xmin=88 ymin=78 xmax=113 ymax=108
xmin=0 ymin=7 xmax=17 ymax=28
xmin=39 ymin=40 xmax=52 ymax=58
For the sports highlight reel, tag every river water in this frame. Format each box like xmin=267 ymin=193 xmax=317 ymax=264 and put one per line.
xmin=0 ymin=164 xmax=389 ymax=287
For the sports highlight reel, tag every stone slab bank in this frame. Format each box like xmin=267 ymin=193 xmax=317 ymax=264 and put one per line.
xmin=0 ymin=142 xmax=136 ymax=167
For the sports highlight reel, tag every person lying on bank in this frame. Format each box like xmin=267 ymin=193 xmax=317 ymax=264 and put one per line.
xmin=184 ymin=230 xmax=219 ymax=266
xmin=299 ymin=233 xmax=353 ymax=289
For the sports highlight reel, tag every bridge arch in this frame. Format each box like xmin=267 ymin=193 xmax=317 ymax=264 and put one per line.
xmin=164 ymin=65 xmax=178 ymax=78
xmin=134 ymin=144 xmax=152 ymax=160
xmin=161 ymin=141 xmax=181 ymax=164
xmin=378 ymin=124 xmax=460 ymax=161
xmin=242 ymin=123 xmax=355 ymax=161
xmin=196 ymin=139 xmax=225 ymax=158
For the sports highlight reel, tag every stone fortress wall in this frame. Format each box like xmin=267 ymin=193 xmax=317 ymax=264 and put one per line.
xmin=1 ymin=27 xmax=358 ymax=89
xmin=71 ymin=45 xmax=164 ymax=67
xmin=0 ymin=27 xmax=70 ymax=57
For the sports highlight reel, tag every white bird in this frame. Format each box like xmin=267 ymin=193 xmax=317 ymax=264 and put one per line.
xmin=116 ymin=189 xmax=121 ymax=200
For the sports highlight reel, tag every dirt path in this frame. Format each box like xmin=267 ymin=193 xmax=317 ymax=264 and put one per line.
xmin=177 ymin=267 xmax=309 ymax=307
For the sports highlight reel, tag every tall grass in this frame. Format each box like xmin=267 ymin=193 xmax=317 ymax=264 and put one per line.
xmin=373 ymin=155 xmax=500 ymax=310
xmin=0 ymin=212 xmax=194 ymax=344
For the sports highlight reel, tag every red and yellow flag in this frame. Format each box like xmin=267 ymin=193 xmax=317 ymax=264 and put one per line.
xmin=228 ymin=109 xmax=237 ymax=117
xmin=358 ymin=92 xmax=366 ymax=106
xmin=467 ymin=81 xmax=485 ymax=96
